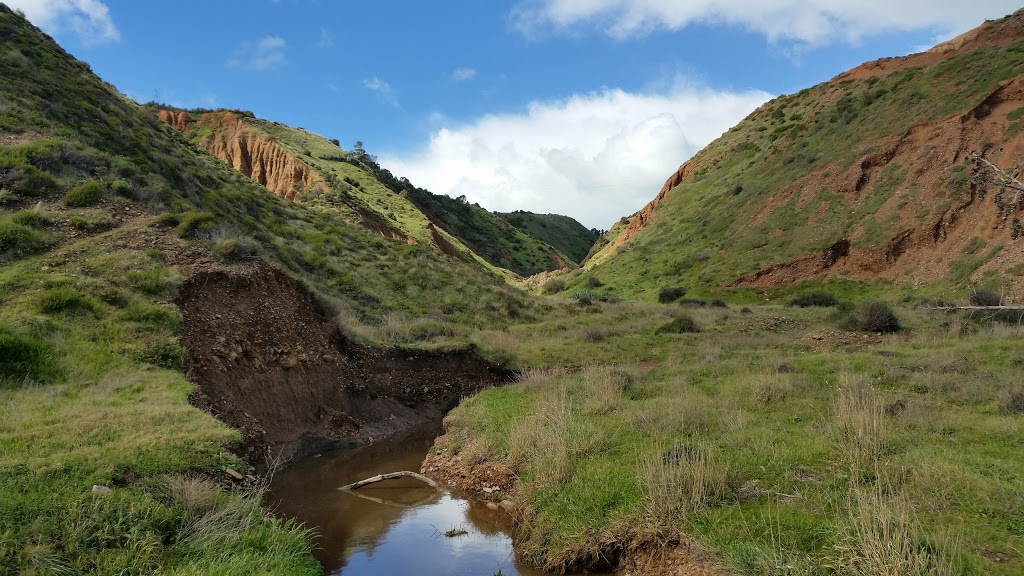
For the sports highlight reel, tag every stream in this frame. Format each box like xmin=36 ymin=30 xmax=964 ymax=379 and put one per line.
xmin=268 ymin=421 xmax=548 ymax=576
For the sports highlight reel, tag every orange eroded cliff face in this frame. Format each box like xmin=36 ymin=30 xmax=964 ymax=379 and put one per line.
xmin=605 ymin=160 xmax=698 ymax=255
xmin=158 ymin=109 xmax=320 ymax=201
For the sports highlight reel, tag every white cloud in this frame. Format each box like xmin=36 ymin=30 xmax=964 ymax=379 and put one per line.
xmin=7 ymin=0 xmax=119 ymax=44
xmin=381 ymin=82 xmax=771 ymax=229
xmin=452 ymin=67 xmax=477 ymax=81
xmin=228 ymin=36 xmax=287 ymax=71
xmin=363 ymin=76 xmax=399 ymax=107
xmin=511 ymin=1 xmax=1023 ymax=46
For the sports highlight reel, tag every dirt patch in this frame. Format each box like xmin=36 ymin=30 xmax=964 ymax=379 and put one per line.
xmin=173 ymin=262 xmax=511 ymax=466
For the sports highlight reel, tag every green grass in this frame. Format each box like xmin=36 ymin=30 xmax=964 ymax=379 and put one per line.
xmin=442 ymin=301 xmax=1024 ymax=574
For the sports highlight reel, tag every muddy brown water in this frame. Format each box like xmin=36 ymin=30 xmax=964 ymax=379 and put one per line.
xmin=268 ymin=421 xmax=548 ymax=575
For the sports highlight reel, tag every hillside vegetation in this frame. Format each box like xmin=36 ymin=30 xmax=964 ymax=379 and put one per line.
xmin=156 ymin=108 xmax=588 ymax=276
xmin=577 ymin=11 xmax=1024 ymax=303
xmin=3 ymin=3 xmax=1024 ymax=576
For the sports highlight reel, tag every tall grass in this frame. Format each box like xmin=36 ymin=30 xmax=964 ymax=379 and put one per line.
xmin=836 ymin=374 xmax=885 ymax=477
xmin=639 ymin=443 xmax=728 ymax=528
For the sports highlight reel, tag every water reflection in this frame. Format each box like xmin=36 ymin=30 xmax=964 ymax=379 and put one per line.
xmin=268 ymin=421 xmax=546 ymax=575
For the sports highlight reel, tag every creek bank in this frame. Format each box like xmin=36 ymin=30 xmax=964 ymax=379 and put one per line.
xmin=173 ymin=262 xmax=512 ymax=467
xmin=422 ymin=431 xmax=727 ymax=576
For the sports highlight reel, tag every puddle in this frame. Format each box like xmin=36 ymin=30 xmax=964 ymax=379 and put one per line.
xmin=268 ymin=421 xmax=547 ymax=575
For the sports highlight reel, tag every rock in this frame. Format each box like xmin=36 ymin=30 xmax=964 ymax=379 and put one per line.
xmin=92 ymin=484 xmax=112 ymax=494
xmin=486 ymin=502 xmax=499 ymax=510
xmin=282 ymin=353 xmax=299 ymax=369
xmin=499 ymin=500 xmax=514 ymax=512
xmin=225 ymin=468 xmax=244 ymax=481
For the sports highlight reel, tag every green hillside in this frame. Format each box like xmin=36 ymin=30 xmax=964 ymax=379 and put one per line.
xmin=0 ymin=6 xmax=534 ymax=572
xmin=499 ymin=210 xmax=600 ymax=264
xmin=156 ymin=107 xmax=579 ymax=277
xmin=578 ymin=15 xmax=1024 ymax=302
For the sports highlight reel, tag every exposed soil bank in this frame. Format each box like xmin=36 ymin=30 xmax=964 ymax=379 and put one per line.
xmin=173 ymin=262 xmax=512 ymax=466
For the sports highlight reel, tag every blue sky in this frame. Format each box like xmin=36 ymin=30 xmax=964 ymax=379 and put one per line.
xmin=8 ymin=0 xmax=1022 ymax=228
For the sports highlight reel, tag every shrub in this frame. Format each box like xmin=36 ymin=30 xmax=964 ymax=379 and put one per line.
xmin=789 ymin=291 xmax=839 ymax=307
xmin=541 ymin=278 xmax=565 ymax=295
xmin=658 ymin=286 xmax=687 ymax=303
xmin=0 ymin=163 xmax=59 ymax=197
xmin=585 ymin=276 xmax=603 ymax=288
xmin=968 ymin=288 xmax=1002 ymax=307
xmin=679 ymin=298 xmax=707 ymax=307
xmin=175 ymin=211 xmax=216 ymax=238
xmin=62 ymin=180 xmax=104 ymax=207
xmin=211 ymin=235 xmax=262 ymax=262
xmin=37 ymin=287 xmax=94 ymax=315
xmin=0 ymin=219 xmax=50 ymax=258
xmin=852 ymin=301 xmax=901 ymax=333
xmin=572 ymin=291 xmax=594 ymax=306
xmin=0 ymin=322 xmax=62 ymax=387
xmin=1000 ymin=389 xmax=1024 ymax=415
xmin=656 ymin=314 xmax=700 ymax=335
xmin=10 ymin=209 xmax=51 ymax=228
xmin=710 ymin=299 xmax=729 ymax=308
xmin=110 ymin=179 xmax=133 ymax=197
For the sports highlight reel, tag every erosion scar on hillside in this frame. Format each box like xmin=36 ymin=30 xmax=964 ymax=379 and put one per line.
xmin=173 ymin=263 xmax=512 ymax=466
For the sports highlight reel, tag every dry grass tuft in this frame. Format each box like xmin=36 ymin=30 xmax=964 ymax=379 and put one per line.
xmin=836 ymin=481 xmax=957 ymax=576
xmin=639 ymin=443 xmax=729 ymax=528
xmin=836 ymin=375 xmax=885 ymax=476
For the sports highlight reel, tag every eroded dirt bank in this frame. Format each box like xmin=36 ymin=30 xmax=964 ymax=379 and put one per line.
xmin=173 ymin=262 xmax=512 ymax=466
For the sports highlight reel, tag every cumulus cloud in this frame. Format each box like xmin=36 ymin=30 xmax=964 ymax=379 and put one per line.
xmin=452 ymin=67 xmax=477 ymax=81
xmin=7 ymin=0 xmax=119 ymax=44
xmin=511 ymin=0 xmax=1022 ymax=46
xmin=381 ymin=82 xmax=771 ymax=229
xmin=363 ymin=76 xmax=399 ymax=107
xmin=228 ymin=36 xmax=287 ymax=71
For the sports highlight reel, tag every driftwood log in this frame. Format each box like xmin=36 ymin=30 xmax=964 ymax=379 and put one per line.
xmin=338 ymin=471 xmax=440 ymax=491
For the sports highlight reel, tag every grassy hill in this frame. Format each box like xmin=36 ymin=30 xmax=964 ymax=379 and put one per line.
xmin=577 ymin=11 xmax=1024 ymax=303
xmin=0 ymin=6 xmax=537 ymax=572
xmin=3 ymin=4 xmax=1024 ymax=576
xmin=155 ymin=107 xmax=589 ymax=277
xmin=499 ymin=210 xmax=601 ymax=264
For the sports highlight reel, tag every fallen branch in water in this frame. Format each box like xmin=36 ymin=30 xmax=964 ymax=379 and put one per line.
xmin=338 ymin=471 xmax=440 ymax=491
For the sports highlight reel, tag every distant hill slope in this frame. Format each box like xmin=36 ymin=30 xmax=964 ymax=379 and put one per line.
xmin=156 ymin=108 xmax=588 ymax=276
xmin=499 ymin=210 xmax=600 ymax=264
xmin=586 ymin=10 xmax=1024 ymax=301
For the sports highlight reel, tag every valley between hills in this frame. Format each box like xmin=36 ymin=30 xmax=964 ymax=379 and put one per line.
xmin=2 ymin=4 xmax=1024 ymax=575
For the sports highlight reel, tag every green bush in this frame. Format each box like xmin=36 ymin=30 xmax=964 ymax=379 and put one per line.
xmin=656 ymin=314 xmax=700 ymax=335
xmin=585 ymin=276 xmax=603 ymax=288
xmin=10 ymin=209 xmax=52 ymax=228
xmin=0 ymin=219 xmax=50 ymax=258
xmin=37 ymin=287 xmax=94 ymax=315
xmin=658 ymin=286 xmax=687 ymax=303
xmin=789 ymin=291 xmax=839 ymax=307
xmin=541 ymin=278 xmax=566 ymax=295
xmin=63 ymin=180 xmax=104 ymax=207
xmin=211 ymin=234 xmax=262 ymax=262
xmin=572 ymin=290 xmax=594 ymax=305
xmin=0 ymin=322 xmax=62 ymax=387
xmin=0 ymin=162 xmax=59 ymax=197
xmin=175 ymin=211 xmax=216 ymax=238
xmin=852 ymin=301 xmax=901 ymax=333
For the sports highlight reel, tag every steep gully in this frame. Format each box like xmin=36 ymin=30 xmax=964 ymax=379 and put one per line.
xmin=173 ymin=262 xmax=511 ymax=467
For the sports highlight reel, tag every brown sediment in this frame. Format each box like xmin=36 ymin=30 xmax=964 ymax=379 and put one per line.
xmin=173 ymin=262 xmax=511 ymax=466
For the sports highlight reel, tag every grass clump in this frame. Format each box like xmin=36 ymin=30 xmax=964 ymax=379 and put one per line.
xmin=852 ymin=301 xmax=901 ymax=333
xmin=790 ymin=291 xmax=839 ymax=307
xmin=658 ymin=286 xmax=687 ymax=303
xmin=835 ymin=375 xmax=884 ymax=478
xmin=0 ymin=322 xmax=62 ymax=387
xmin=999 ymin=388 xmax=1024 ymax=415
xmin=0 ymin=218 xmax=50 ymax=259
xmin=542 ymin=278 xmax=566 ymax=295
xmin=62 ymin=179 xmax=104 ymax=207
xmin=655 ymin=313 xmax=700 ymax=334
xmin=36 ymin=286 xmax=95 ymax=315
xmin=641 ymin=443 xmax=729 ymax=527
